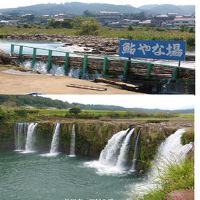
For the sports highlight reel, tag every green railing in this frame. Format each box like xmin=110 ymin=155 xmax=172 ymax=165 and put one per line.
xmin=11 ymin=43 xmax=183 ymax=80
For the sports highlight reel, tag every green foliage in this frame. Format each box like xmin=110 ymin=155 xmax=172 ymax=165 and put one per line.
xmin=0 ymin=107 xmax=9 ymax=125
xmin=68 ymin=107 xmax=82 ymax=115
xmin=0 ymin=26 xmax=195 ymax=49
xmin=181 ymin=128 xmax=194 ymax=145
xmin=0 ymin=95 xmax=71 ymax=109
xmin=78 ymin=18 xmax=100 ymax=35
xmin=188 ymin=27 xmax=195 ymax=33
xmin=180 ymin=25 xmax=186 ymax=32
xmin=137 ymin=158 xmax=194 ymax=200
xmin=83 ymin=10 xmax=95 ymax=17
xmin=187 ymin=38 xmax=195 ymax=48
xmin=48 ymin=18 xmax=73 ymax=29
xmin=128 ymin=25 xmax=133 ymax=31
xmin=14 ymin=109 xmax=28 ymax=117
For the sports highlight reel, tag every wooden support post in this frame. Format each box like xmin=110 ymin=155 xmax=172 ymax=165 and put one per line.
xmin=11 ymin=44 xmax=15 ymax=56
xmin=32 ymin=48 xmax=37 ymax=68
xmin=82 ymin=54 xmax=88 ymax=79
xmin=102 ymin=56 xmax=109 ymax=77
xmin=64 ymin=52 xmax=70 ymax=76
xmin=123 ymin=58 xmax=131 ymax=81
xmin=146 ymin=63 xmax=153 ymax=79
xmin=47 ymin=50 xmax=53 ymax=73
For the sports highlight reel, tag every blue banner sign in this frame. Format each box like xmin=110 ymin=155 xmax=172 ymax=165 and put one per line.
xmin=119 ymin=40 xmax=186 ymax=61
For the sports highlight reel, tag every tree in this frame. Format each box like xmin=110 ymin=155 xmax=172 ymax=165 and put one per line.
xmin=79 ymin=18 xmax=100 ymax=35
xmin=69 ymin=107 xmax=82 ymax=115
xmin=83 ymin=10 xmax=94 ymax=17
xmin=128 ymin=25 xmax=133 ymax=31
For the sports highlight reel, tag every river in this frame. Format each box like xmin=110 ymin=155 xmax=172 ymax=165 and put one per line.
xmin=0 ymin=39 xmax=195 ymax=69
xmin=0 ymin=152 xmax=142 ymax=200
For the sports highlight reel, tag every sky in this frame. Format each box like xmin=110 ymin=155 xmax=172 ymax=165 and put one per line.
xmin=42 ymin=95 xmax=194 ymax=110
xmin=0 ymin=0 xmax=196 ymax=9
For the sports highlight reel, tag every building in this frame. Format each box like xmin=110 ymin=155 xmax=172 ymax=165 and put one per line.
xmin=109 ymin=19 xmax=140 ymax=28
xmin=139 ymin=20 xmax=152 ymax=26
xmin=173 ymin=17 xmax=195 ymax=28
xmin=96 ymin=11 xmax=122 ymax=26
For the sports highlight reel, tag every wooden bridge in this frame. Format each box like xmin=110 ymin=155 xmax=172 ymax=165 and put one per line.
xmin=10 ymin=44 xmax=195 ymax=94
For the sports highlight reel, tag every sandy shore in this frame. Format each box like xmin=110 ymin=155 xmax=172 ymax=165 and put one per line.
xmin=0 ymin=67 xmax=137 ymax=94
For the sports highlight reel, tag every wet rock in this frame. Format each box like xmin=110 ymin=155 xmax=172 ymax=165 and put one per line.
xmin=5 ymin=34 xmax=121 ymax=55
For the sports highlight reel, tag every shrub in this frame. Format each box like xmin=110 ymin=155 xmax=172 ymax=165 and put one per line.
xmin=68 ymin=107 xmax=82 ymax=115
xmin=128 ymin=25 xmax=133 ymax=31
xmin=137 ymin=158 xmax=194 ymax=200
xmin=14 ymin=109 xmax=28 ymax=117
xmin=78 ymin=18 xmax=100 ymax=35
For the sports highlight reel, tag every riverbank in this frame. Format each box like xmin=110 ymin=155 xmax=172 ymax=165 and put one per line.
xmin=0 ymin=26 xmax=195 ymax=53
xmin=0 ymin=65 xmax=135 ymax=94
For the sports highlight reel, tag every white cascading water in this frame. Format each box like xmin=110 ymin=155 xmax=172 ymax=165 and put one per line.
xmin=15 ymin=123 xmax=28 ymax=151
xmin=49 ymin=123 xmax=60 ymax=155
xmin=116 ymin=128 xmax=135 ymax=170
xmin=23 ymin=123 xmax=38 ymax=153
xmin=85 ymin=128 xmax=135 ymax=175
xmin=15 ymin=123 xmax=24 ymax=151
xmin=69 ymin=124 xmax=76 ymax=157
xmin=130 ymin=129 xmax=142 ymax=172
xmin=130 ymin=128 xmax=193 ymax=198
xmin=99 ymin=129 xmax=129 ymax=166
xmin=150 ymin=128 xmax=193 ymax=177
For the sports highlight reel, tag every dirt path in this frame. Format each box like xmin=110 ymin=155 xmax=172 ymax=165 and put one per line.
xmin=0 ymin=68 xmax=138 ymax=94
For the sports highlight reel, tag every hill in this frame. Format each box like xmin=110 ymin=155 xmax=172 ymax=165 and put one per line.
xmin=0 ymin=2 xmax=195 ymax=16
xmin=139 ymin=4 xmax=195 ymax=15
xmin=0 ymin=95 xmax=194 ymax=114
xmin=0 ymin=2 xmax=138 ymax=16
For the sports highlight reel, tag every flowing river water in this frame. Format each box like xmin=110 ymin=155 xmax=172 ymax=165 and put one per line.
xmin=0 ymin=39 xmax=195 ymax=69
xmin=0 ymin=152 xmax=141 ymax=200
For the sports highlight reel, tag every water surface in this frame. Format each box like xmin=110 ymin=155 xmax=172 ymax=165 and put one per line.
xmin=0 ymin=152 xmax=141 ymax=200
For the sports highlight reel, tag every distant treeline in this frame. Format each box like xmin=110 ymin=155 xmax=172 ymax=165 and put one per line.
xmin=0 ymin=95 xmax=71 ymax=109
xmin=0 ymin=95 xmax=194 ymax=114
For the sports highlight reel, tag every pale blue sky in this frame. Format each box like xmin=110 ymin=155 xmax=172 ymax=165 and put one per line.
xmin=43 ymin=95 xmax=194 ymax=110
xmin=0 ymin=0 xmax=196 ymax=9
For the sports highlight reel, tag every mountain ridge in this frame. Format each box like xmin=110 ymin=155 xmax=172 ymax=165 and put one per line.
xmin=0 ymin=2 xmax=195 ymax=16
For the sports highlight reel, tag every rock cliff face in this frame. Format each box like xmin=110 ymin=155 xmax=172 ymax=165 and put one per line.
xmin=0 ymin=120 xmax=194 ymax=171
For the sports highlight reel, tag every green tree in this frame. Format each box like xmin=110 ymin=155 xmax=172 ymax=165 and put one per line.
xmin=69 ymin=107 xmax=82 ymax=115
xmin=83 ymin=10 xmax=94 ymax=17
xmin=128 ymin=25 xmax=133 ymax=31
xmin=79 ymin=18 xmax=100 ymax=35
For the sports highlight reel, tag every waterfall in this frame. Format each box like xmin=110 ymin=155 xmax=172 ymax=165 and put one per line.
xmin=24 ymin=123 xmax=38 ymax=153
xmin=116 ymin=128 xmax=135 ymax=169
xmin=131 ymin=128 xmax=193 ymax=198
xmin=150 ymin=128 xmax=193 ymax=177
xmin=69 ymin=124 xmax=76 ymax=157
xmin=49 ymin=123 xmax=60 ymax=155
xmin=130 ymin=128 xmax=142 ymax=172
xmin=85 ymin=127 xmax=135 ymax=175
xmin=14 ymin=123 xmax=28 ymax=151
xmin=99 ymin=129 xmax=129 ymax=166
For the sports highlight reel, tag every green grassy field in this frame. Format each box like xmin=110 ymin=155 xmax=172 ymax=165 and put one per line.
xmin=0 ymin=26 xmax=195 ymax=49
xmin=7 ymin=108 xmax=194 ymax=121
xmin=0 ymin=101 xmax=194 ymax=124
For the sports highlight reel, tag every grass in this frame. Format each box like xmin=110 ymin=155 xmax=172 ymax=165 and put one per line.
xmin=0 ymin=26 xmax=195 ymax=49
xmin=17 ymin=108 xmax=194 ymax=120
xmin=0 ymin=105 xmax=194 ymax=122
xmin=137 ymin=158 xmax=194 ymax=200
xmin=29 ymin=109 xmax=195 ymax=120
